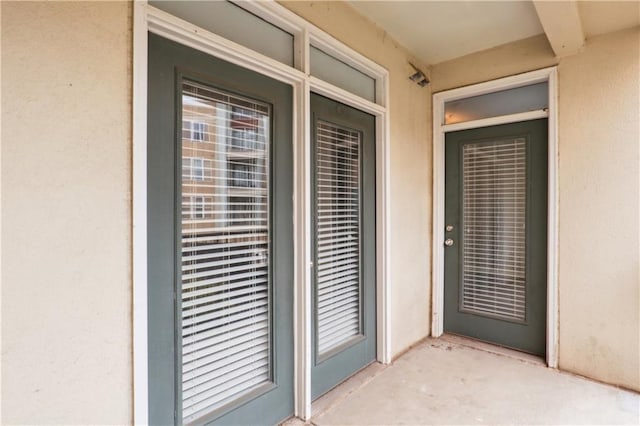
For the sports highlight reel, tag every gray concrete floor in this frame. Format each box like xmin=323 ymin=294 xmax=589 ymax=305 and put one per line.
xmin=291 ymin=337 xmax=640 ymax=425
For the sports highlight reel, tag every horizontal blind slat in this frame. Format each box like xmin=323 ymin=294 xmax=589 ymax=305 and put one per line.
xmin=317 ymin=256 xmax=359 ymax=272
xmin=182 ymin=270 xmax=268 ymax=291
xmin=183 ymin=325 xmax=268 ymax=362
xmin=183 ymin=334 xmax=269 ymax=371
xmin=183 ymin=357 xmax=269 ymax=400
xmin=182 ymin=277 xmax=268 ymax=306
xmin=317 ymin=250 xmax=358 ymax=264
xmin=182 ymin=296 xmax=268 ymax=327
xmin=182 ymin=289 xmax=268 ymax=318
xmin=182 ymin=313 xmax=268 ymax=349
xmin=181 ymin=305 xmax=269 ymax=338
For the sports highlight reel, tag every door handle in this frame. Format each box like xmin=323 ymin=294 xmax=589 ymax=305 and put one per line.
xmin=444 ymin=238 xmax=454 ymax=247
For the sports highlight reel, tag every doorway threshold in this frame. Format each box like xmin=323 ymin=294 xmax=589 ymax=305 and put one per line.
xmin=280 ymin=361 xmax=387 ymax=426
xmin=312 ymin=361 xmax=387 ymax=418
xmin=438 ymin=333 xmax=546 ymax=366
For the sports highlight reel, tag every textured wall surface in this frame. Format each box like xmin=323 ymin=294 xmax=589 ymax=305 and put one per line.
xmin=431 ymin=27 xmax=640 ymax=391
xmin=556 ymin=27 xmax=639 ymax=391
xmin=1 ymin=2 xmax=133 ymax=423
xmin=430 ymin=34 xmax=557 ymax=93
xmin=280 ymin=1 xmax=433 ymax=358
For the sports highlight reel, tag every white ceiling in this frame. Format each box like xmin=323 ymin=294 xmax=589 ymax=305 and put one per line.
xmin=349 ymin=1 xmax=545 ymax=65
xmin=348 ymin=1 xmax=640 ymax=66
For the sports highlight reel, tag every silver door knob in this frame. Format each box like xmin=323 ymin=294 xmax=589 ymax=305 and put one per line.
xmin=444 ymin=238 xmax=454 ymax=247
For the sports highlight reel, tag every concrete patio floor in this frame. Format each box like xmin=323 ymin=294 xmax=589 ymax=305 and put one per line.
xmin=286 ymin=336 xmax=640 ymax=425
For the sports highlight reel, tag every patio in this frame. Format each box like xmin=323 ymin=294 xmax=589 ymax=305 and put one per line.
xmin=285 ymin=337 xmax=639 ymax=425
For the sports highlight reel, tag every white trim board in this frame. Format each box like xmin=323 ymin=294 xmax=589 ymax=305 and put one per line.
xmin=132 ymin=2 xmax=149 ymax=424
xmin=133 ymin=1 xmax=391 ymax=423
xmin=431 ymin=67 xmax=559 ymax=369
xmin=442 ymin=109 xmax=548 ymax=133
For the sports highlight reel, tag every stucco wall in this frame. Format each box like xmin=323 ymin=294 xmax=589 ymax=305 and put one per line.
xmin=430 ymin=34 xmax=557 ymax=93
xmin=280 ymin=1 xmax=433 ymax=358
xmin=556 ymin=27 xmax=639 ymax=392
xmin=1 ymin=2 xmax=133 ymax=423
xmin=431 ymin=27 xmax=640 ymax=391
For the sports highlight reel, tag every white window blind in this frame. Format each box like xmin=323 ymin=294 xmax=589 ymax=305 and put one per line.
xmin=315 ymin=121 xmax=362 ymax=356
xmin=462 ymin=139 xmax=527 ymax=321
xmin=180 ymin=80 xmax=271 ymax=423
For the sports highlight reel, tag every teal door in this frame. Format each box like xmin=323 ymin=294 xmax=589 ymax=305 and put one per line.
xmin=310 ymin=94 xmax=377 ymax=399
xmin=147 ymin=34 xmax=294 ymax=425
xmin=444 ymin=119 xmax=548 ymax=356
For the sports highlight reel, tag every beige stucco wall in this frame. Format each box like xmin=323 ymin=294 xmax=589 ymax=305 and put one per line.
xmin=432 ymin=27 xmax=640 ymax=391
xmin=556 ymin=27 xmax=639 ymax=392
xmin=1 ymin=1 xmax=133 ymax=423
xmin=280 ymin=1 xmax=433 ymax=358
xmin=430 ymin=34 xmax=557 ymax=93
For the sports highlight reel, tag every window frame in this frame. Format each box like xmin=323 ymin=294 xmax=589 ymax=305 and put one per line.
xmin=190 ymin=120 xmax=206 ymax=142
xmin=190 ymin=157 xmax=204 ymax=181
xmin=189 ymin=195 xmax=206 ymax=219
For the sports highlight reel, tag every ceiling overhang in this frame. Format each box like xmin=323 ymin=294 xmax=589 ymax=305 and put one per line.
xmin=533 ymin=0 xmax=585 ymax=57
xmin=347 ymin=1 xmax=639 ymax=66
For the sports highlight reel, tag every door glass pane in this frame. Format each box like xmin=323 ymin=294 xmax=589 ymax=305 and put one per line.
xmin=462 ymin=139 xmax=526 ymax=321
xmin=180 ymin=80 xmax=271 ymax=423
xmin=310 ymin=46 xmax=376 ymax=102
xmin=150 ymin=0 xmax=294 ymax=66
xmin=445 ymin=82 xmax=548 ymax=125
xmin=315 ymin=121 xmax=362 ymax=357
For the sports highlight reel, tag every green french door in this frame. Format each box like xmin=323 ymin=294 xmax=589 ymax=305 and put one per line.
xmin=310 ymin=93 xmax=377 ymax=399
xmin=147 ymin=34 xmax=294 ymax=425
xmin=444 ymin=119 xmax=548 ymax=356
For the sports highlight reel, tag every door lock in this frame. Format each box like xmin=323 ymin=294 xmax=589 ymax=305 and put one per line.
xmin=444 ymin=238 xmax=454 ymax=247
